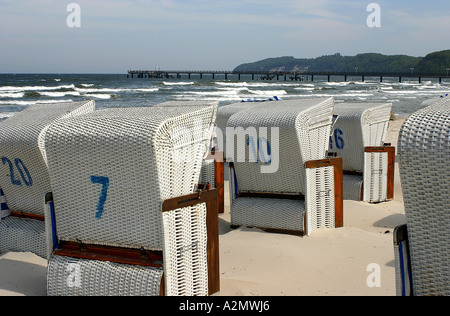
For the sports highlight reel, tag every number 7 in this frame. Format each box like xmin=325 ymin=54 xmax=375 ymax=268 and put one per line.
xmin=90 ymin=176 xmax=109 ymax=219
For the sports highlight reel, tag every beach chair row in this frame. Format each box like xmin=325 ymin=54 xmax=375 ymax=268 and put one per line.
xmin=0 ymin=97 xmax=346 ymax=296
xmin=217 ymin=100 xmax=395 ymax=205
xmin=0 ymin=100 xmax=221 ymax=296
xmin=1 ymin=95 xmax=448 ymax=296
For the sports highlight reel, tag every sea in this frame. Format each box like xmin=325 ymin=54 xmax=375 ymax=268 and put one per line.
xmin=1 ymin=73 xmax=449 ymax=121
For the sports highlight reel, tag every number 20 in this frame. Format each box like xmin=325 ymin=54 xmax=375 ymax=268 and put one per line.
xmin=2 ymin=157 xmax=33 ymax=187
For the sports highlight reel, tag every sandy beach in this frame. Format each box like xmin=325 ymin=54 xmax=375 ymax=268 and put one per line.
xmin=0 ymin=117 xmax=407 ymax=296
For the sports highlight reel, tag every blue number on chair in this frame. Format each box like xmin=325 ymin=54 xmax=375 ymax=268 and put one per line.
xmin=258 ymin=137 xmax=272 ymax=164
xmin=14 ymin=158 xmax=33 ymax=186
xmin=330 ymin=128 xmax=345 ymax=150
xmin=2 ymin=157 xmax=33 ymax=187
xmin=247 ymin=137 xmax=272 ymax=164
xmin=2 ymin=157 xmax=21 ymax=186
xmin=91 ymin=176 xmax=110 ymax=219
xmin=247 ymin=136 xmax=258 ymax=163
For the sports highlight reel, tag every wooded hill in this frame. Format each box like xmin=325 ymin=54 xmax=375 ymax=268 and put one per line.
xmin=234 ymin=50 xmax=450 ymax=74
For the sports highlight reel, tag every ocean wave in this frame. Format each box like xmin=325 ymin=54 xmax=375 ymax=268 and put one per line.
xmin=163 ymin=81 xmax=195 ymax=86
xmin=75 ymin=87 xmax=159 ymax=93
xmin=248 ymin=89 xmax=287 ymax=96
xmin=39 ymin=91 xmax=81 ymax=97
xmin=182 ymin=90 xmax=242 ymax=96
xmin=215 ymin=82 xmax=249 ymax=87
xmin=0 ymin=112 xmax=17 ymax=119
xmin=216 ymin=81 xmax=311 ymax=88
xmin=135 ymin=88 xmax=159 ymax=92
xmin=0 ymin=92 xmax=25 ymax=98
xmin=0 ymin=99 xmax=74 ymax=106
xmin=325 ymin=82 xmax=351 ymax=86
xmin=0 ymin=84 xmax=76 ymax=92
xmin=294 ymin=93 xmax=375 ymax=98
xmin=84 ymin=94 xmax=113 ymax=99
xmin=181 ymin=88 xmax=287 ymax=97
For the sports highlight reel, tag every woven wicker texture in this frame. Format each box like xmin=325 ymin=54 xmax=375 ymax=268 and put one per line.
xmin=0 ymin=216 xmax=46 ymax=258
xmin=305 ymin=166 xmax=335 ymax=235
xmin=155 ymin=101 xmax=218 ymax=188
xmin=45 ymin=105 xmax=216 ymax=251
xmin=397 ymin=97 xmax=450 ymax=296
xmin=0 ymin=101 xmax=95 ymax=214
xmin=332 ymin=103 xmax=392 ymax=172
xmin=47 ymin=255 xmax=163 ymax=296
xmin=228 ymin=98 xmax=337 ymax=235
xmin=216 ymin=102 xmax=259 ymax=158
xmin=363 ymin=151 xmax=388 ymax=203
xmin=342 ymin=175 xmax=363 ymax=201
xmin=227 ymin=98 xmax=334 ymax=194
xmin=162 ymin=204 xmax=209 ymax=296
xmin=231 ymin=197 xmax=305 ymax=231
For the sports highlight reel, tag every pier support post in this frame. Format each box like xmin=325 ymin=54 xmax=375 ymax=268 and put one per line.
xmin=380 ymin=76 xmax=383 ymax=83
xmin=399 ymin=76 xmax=402 ymax=83
xmin=362 ymin=75 xmax=365 ymax=82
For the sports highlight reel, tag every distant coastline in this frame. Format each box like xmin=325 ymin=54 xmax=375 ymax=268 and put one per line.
xmin=234 ymin=50 xmax=450 ymax=75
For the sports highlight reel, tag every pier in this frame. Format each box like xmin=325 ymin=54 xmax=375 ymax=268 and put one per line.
xmin=127 ymin=70 xmax=448 ymax=83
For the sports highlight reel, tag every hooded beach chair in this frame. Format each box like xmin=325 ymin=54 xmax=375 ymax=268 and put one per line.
xmin=216 ymin=101 xmax=282 ymax=210
xmin=44 ymin=104 xmax=220 ymax=296
xmin=155 ymin=101 xmax=225 ymax=213
xmin=227 ymin=98 xmax=343 ymax=236
xmin=0 ymin=101 xmax=95 ymax=259
xmin=330 ymin=103 xmax=394 ymax=203
xmin=394 ymin=98 xmax=450 ymax=296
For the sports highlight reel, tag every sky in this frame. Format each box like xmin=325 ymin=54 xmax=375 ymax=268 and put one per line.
xmin=0 ymin=0 xmax=449 ymax=73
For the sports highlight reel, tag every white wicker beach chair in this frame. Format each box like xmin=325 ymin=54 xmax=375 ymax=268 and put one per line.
xmin=155 ymin=101 xmax=225 ymax=214
xmin=44 ymin=104 xmax=220 ymax=296
xmin=227 ymin=98 xmax=343 ymax=236
xmin=0 ymin=101 xmax=95 ymax=259
xmin=394 ymin=97 xmax=450 ymax=296
xmin=330 ymin=103 xmax=394 ymax=203
xmin=216 ymin=102 xmax=259 ymax=159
